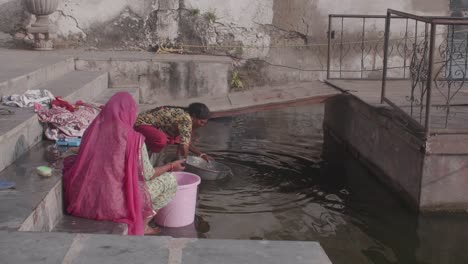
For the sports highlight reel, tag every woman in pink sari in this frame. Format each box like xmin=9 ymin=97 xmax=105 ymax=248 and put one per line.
xmin=63 ymin=92 xmax=184 ymax=235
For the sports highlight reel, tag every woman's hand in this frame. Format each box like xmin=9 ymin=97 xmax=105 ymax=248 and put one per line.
xmin=170 ymin=159 xmax=186 ymax=171
xmin=152 ymin=159 xmax=186 ymax=180
xmin=200 ymin=153 xmax=213 ymax=162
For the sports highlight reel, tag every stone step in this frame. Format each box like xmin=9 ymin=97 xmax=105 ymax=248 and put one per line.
xmin=47 ymin=88 xmax=138 ymax=235
xmin=0 ymin=231 xmax=333 ymax=264
xmin=0 ymin=50 xmax=75 ymax=98
xmin=0 ymin=140 xmax=126 ymax=235
xmin=0 ymin=141 xmax=62 ymax=232
xmin=75 ymin=52 xmax=232 ymax=104
xmin=139 ymin=81 xmax=339 ymax=114
xmin=0 ymin=71 xmax=108 ymax=173
xmin=0 ymin=88 xmax=137 ymax=235
xmin=93 ymin=87 xmax=139 ymax=105
xmin=42 ymin=70 xmax=109 ymax=104
xmin=52 ymin=215 xmax=128 ymax=235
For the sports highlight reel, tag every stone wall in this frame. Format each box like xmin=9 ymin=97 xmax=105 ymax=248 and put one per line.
xmin=74 ymin=53 xmax=232 ymax=104
xmin=0 ymin=0 xmax=450 ymax=85
xmin=324 ymin=94 xmax=468 ymax=212
xmin=324 ymin=94 xmax=426 ymax=209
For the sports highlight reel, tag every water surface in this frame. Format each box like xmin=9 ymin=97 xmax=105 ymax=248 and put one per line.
xmin=163 ymin=104 xmax=468 ymax=264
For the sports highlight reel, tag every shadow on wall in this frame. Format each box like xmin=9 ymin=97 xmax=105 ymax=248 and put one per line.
xmin=14 ymin=134 xmax=27 ymax=161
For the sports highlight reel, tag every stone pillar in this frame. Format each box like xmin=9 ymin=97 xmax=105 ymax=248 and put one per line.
xmin=24 ymin=0 xmax=60 ymax=50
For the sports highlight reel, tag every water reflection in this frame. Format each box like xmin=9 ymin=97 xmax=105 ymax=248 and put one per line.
xmin=416 ymin=215 xmax=468 ymax=264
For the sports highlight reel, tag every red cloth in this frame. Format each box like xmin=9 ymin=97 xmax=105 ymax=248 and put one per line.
xmin=134 ymin=124 xmax=181 ymax=153
xmin=62 ymin=92 xmax=152 ymax=235
xmin=52 ymin=96 xmax=75 ymax=112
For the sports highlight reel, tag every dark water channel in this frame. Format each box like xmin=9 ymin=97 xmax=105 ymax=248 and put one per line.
xmin=163 ymin=104 xmax=468 ymax=264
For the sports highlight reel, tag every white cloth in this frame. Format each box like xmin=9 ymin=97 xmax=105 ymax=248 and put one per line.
xmin=2 ymin=90 xmax=55 ymax=107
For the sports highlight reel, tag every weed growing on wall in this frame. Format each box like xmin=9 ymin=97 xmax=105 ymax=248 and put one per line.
xmin=234 ymin=47 xmax=243 ymax=57
xmin=205 ymin=9 xmax=217 ymax=23
xmin=190 ymin=8 xmax=200 ymax=16
xmin=230 ymin=70 xmax=245 ymax=91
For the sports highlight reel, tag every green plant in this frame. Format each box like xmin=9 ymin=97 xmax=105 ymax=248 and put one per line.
xmin=205 ymin=9 xmax=217 ymax=23
xmin=234 ymin=47 xmax=243 ymax=56
xmin=190 ymin=8 xmax=200 ymax=16
xmin=230 ymin=70 xmax=244 ymax=90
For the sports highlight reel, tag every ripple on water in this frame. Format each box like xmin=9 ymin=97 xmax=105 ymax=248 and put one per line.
xmin=167 ymin=104 xmax=468 ymax=264
xmin=196 ymin=150 xmax=347 ymax=217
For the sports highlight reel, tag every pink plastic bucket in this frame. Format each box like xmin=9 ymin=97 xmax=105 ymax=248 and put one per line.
xmin=154 ymin=172 xmax=201 ymax=227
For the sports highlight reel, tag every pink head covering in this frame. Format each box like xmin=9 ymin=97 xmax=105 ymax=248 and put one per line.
xmin=63 ymin=92 xmax=152 ymax=235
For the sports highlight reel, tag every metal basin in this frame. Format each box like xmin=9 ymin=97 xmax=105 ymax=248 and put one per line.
xmin=184 ymin=156 xmax=231 ymax=180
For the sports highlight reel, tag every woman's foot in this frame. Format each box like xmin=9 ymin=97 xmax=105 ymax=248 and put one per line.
xmin=144 ymin=225 xmax=161 ymax=235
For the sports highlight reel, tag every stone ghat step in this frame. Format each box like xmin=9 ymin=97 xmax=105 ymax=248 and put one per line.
xmin=0 ymin=50 xmax=75 ymax=98
xmin=0 ymin=141 xmax=62 ymax=232
xmin=139 ymin=81 xmax=339 ymax=115
xmin=74 ymin=52 xmax=232 ymax=104
xmin=52 ymin=215 xmax=128 ymax=235
xmin=0 ymin=231 xmax=333 ymax=264
xmin=0 ymin=71 xmax=108 ymax=173
xmin=0 ymin=87 xmax=138 ymax=234
xmin=93 ymin=87 xmax=139 ymax=105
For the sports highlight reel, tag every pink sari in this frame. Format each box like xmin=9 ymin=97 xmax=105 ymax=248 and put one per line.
xmin=63 ymin=92 xmax=152 ymax=235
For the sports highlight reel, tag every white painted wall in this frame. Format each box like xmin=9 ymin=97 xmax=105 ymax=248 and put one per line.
xmin=57 ymin=0 xmax=148 ymax=28
xmin=185 ymin=0 xmax=274 ymax=28
xmin=0 ymin=0 xmax=451 ymax=83
xmin=2 ymin=0 xmax=447 ymax=51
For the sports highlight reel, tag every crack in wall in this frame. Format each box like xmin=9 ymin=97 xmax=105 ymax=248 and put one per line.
xmin=259 ymin=23 xmax=308 ymax=44
xmin=55 ymin=9 xmax=87 ymax=38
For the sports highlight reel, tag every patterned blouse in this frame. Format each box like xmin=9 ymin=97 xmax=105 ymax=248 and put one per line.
xmin=135 ymin=107 xmax=192 ymax=145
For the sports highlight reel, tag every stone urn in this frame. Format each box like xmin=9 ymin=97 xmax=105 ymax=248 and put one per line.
xmin=24 ymin=0 xmax=60 ymax=50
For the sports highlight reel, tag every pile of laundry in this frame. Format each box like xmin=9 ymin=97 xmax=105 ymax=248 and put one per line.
xmin=2 ymin=89 xmax=55 ymax=108
xmin=2 ymin=89 xmax=102 ymax=140
xmin=35 ymin=98 xmax=102 ymax=140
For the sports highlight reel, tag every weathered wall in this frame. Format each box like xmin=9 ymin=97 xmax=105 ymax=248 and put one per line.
xmin=0 ymin=0 xmax=450 ymax=85
xmin=421 ymin=154 xmax=468 ymax=211
xmin=74 ymin=53 xmax=231 ymax=104
xmin=324 ymin=94 xmax=468 ymax=212
xmin=323 ymin=94 xmax=425 ymax=209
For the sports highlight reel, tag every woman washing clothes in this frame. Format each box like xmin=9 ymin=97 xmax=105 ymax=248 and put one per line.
xmin=134 ymin=103 xmax=212 ymax=161
xmin=63 ymin=92 xmax=183 ymax=235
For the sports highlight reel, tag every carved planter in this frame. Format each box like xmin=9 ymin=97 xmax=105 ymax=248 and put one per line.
xmin=24 ymin=0 xmax=60 ymax=50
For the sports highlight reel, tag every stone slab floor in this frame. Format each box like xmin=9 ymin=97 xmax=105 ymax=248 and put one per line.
xmin=0 ymin=231 xmax=332 ymax=264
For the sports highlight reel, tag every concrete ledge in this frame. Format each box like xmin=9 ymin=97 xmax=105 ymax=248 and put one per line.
xmin=74 ymin=51 xmax=233 ymax=63
xmin=139 ymin=81 xmax=339 ymax=115
xmin=421 ymin=154 xmax=468 ymax=211
xmin=324 ymin=94 xmax=425 ymax=209
xmin=52 ymin=215 xmax=128 ymax=235
xmin=75 ymin=56 xmax=231 ymax=103
xmin=0 ymin=231 xmax=332 ymax=264
xmin=324 ymin=94 xmax=468 ymax=212
xmin=426 ymin=134 xmax=468 ymax=155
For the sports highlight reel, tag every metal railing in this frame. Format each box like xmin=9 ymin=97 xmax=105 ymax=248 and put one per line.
xmin=381 ymin=9 xmax=468 ymax=137
xmin=327 ymin=14 xmax=414 ymax=79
